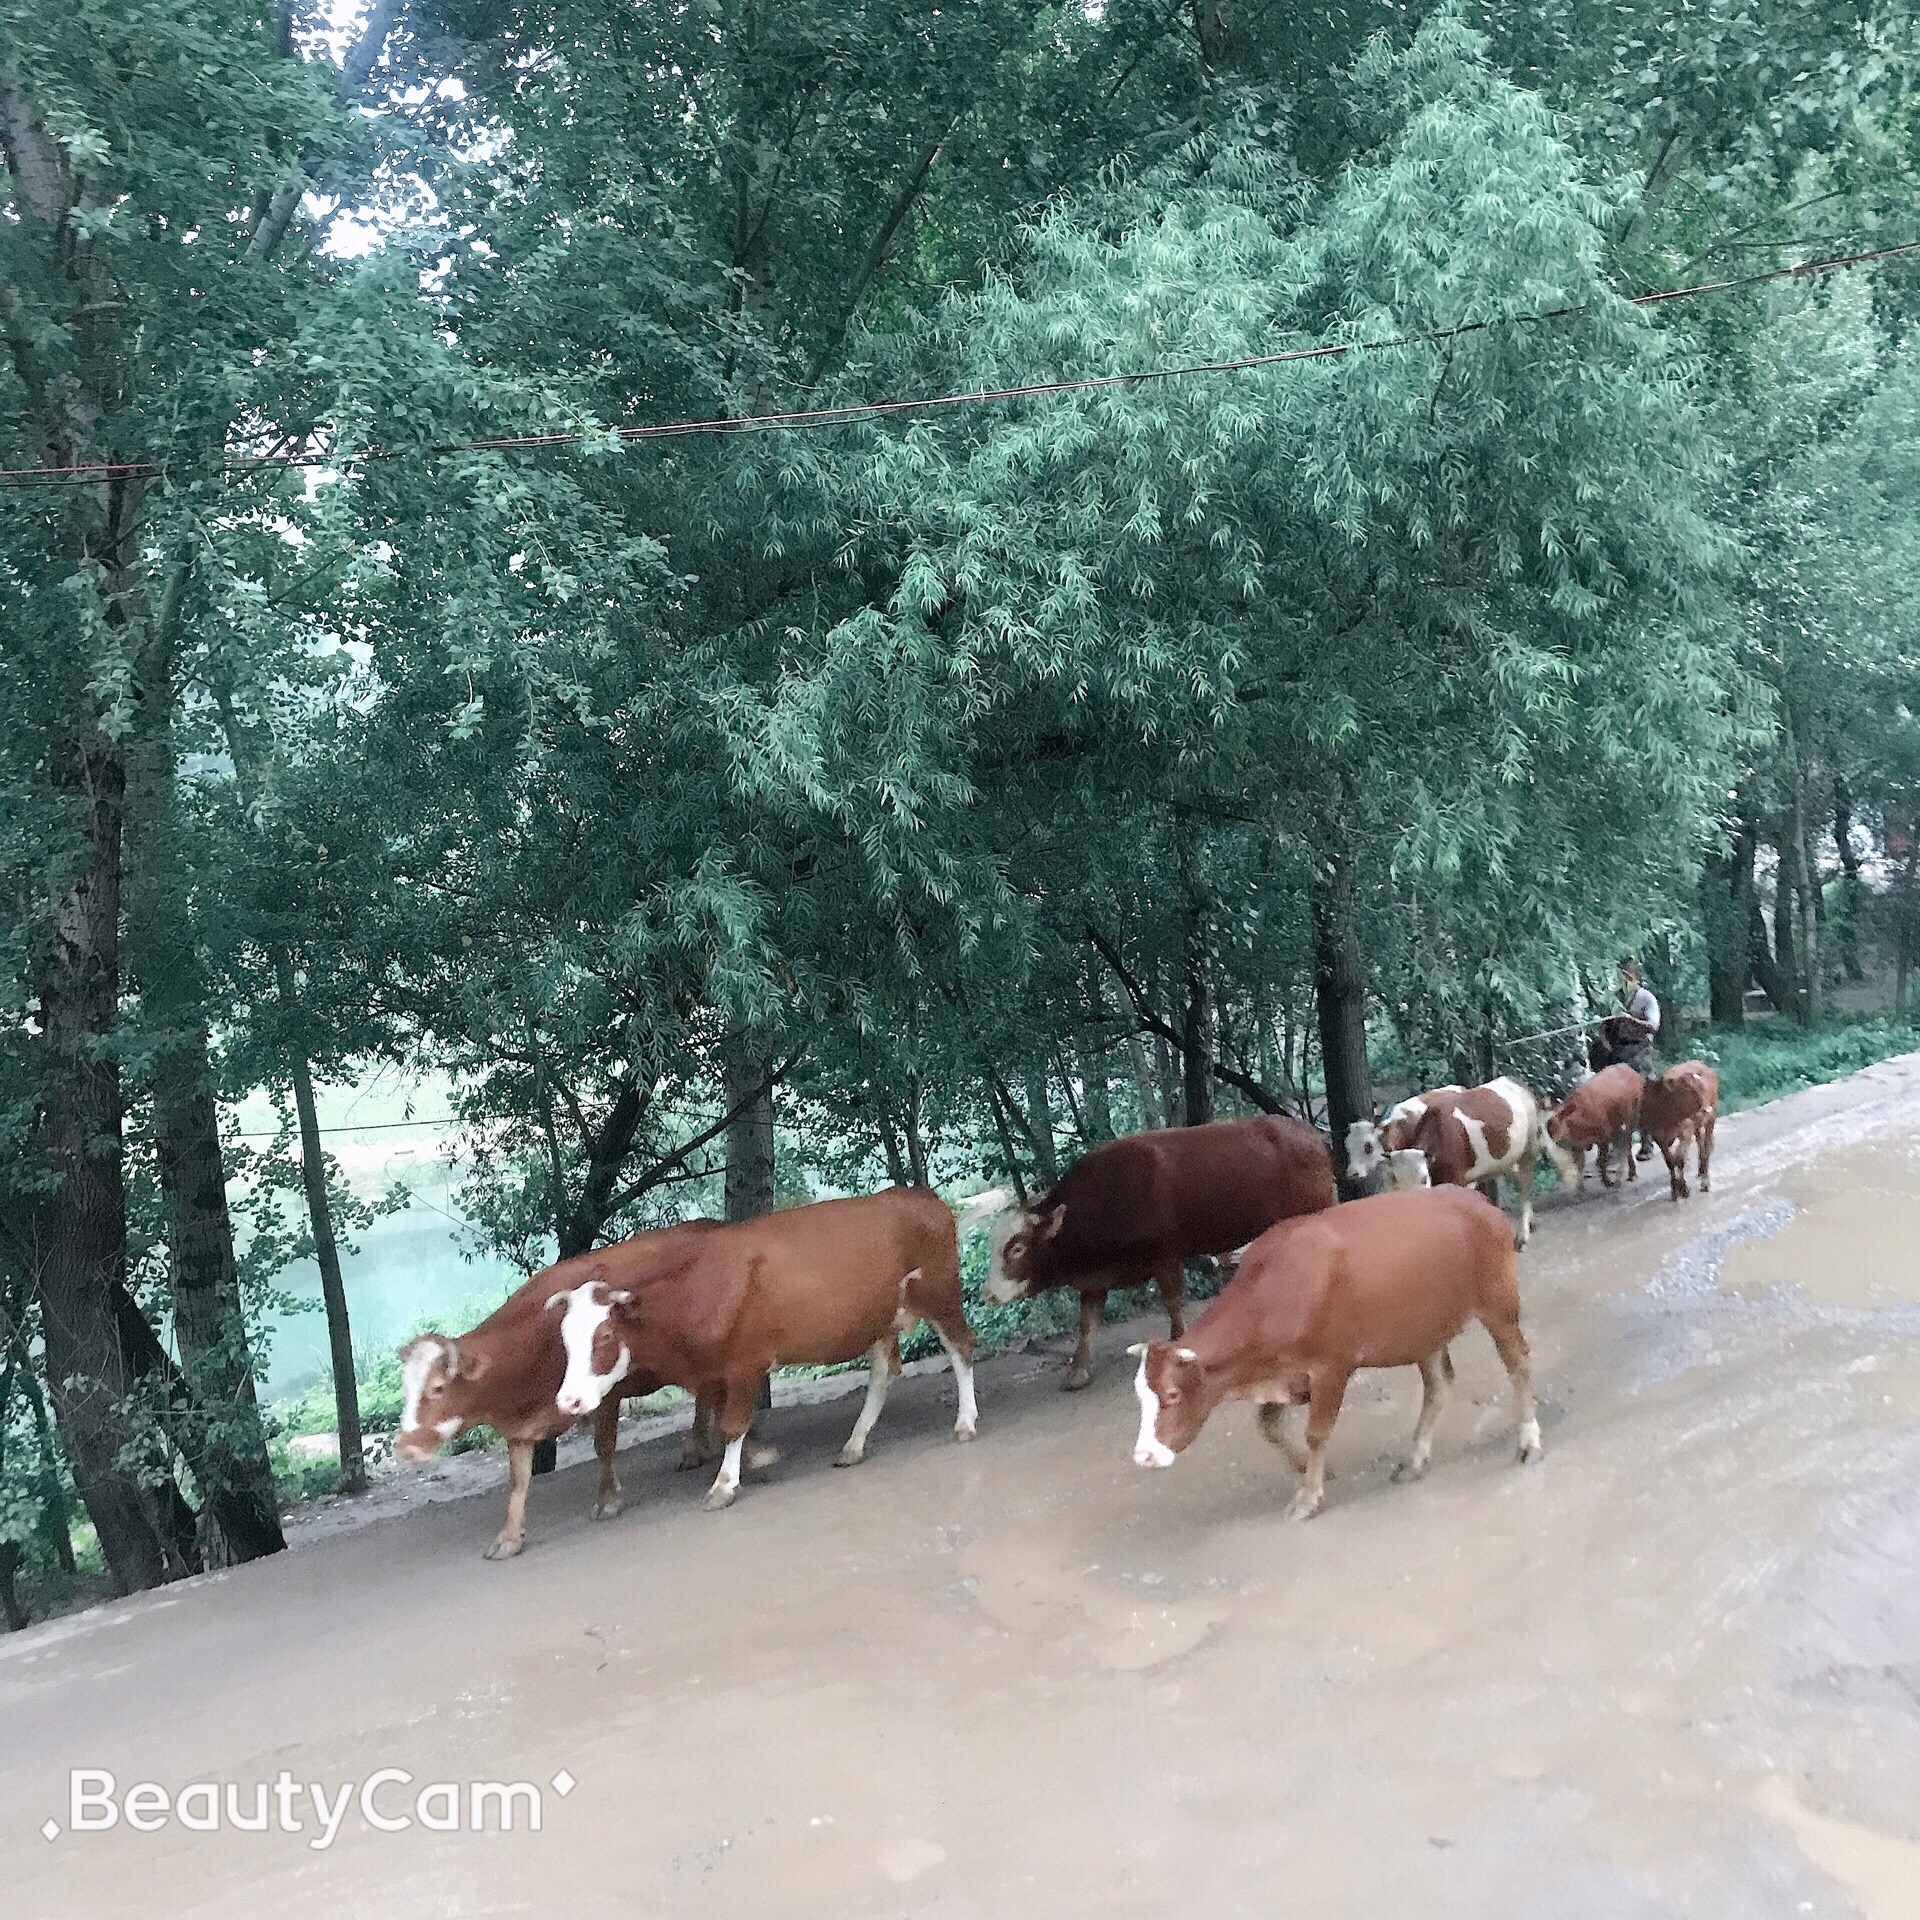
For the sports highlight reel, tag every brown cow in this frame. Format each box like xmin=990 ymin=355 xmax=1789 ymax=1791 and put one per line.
xmin=550 ymin=1186 xmax=977 ymax=1511
xmin=1129 ymin=1187 xmax=1541 ymax=1519
xmin=394 ymin=1221 xmax=768 ymax=1559
xmin=1641 ymin=1060 xmax=1719 ymax=1201
xmin=981 ymin=1116 xmax=1338 ymax=1390
xmin=1349 ymin=1076 xmax=1543 ymax=1247
xmin=1540 ymin=1064 xmax=1645 ymax=1191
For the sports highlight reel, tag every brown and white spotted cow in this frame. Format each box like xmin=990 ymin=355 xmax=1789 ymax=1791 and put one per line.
xmin=1348 ymin=1077 xmax=1543 ymax=1248
xmin=1540 ymin=1063 xmax=1645 ymax=1193
xmin=981 ymin=1116 xmax=1338 ymax=1391
xmin=551 ymin=1186 xmax=978 ymax=1512
xmin=1129 ymin=1187 xmax=1542 ymax=1520
xmin=1640 ymin=1060 xmax=1719 ymax=1202
xmin=394 ymin=1220 xmax=770 ymax=1559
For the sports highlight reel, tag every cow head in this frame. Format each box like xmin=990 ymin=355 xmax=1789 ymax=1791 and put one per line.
xmin=1345 ymin=1117 xmax=1385 ymax=1182
xmin=551 ymin=1281 xmax=635 ymax=1417
xmin=395 ymin=1333 xmax=490 ymax=1463
xmin=982 ymin=1203 xmax=1065 ymax=1305
xmin=1537 ymin=1110 xmax=1581 ymax=1181
xmin=1129 ymin=1340 xmax=1218 ymax=1466
xmin=1382 ymin=1147 xmax=1432 ymax=1191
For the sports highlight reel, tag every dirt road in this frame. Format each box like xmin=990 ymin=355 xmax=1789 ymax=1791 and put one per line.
xmin=5 ymin=1055 xmax=1919 ymax=1919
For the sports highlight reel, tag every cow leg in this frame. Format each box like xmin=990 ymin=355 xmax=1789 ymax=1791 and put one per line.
xmin=1392 ymin=1352 xmax=1452 ymax=1482
xmin=1597 ymin=1136 xmax=1615 ymax=1189
xmin=1257 ymin=1401 xmax=1309 ymax=1473
xmin=1699 ymin=1112 xmax=1714 ymax=1192
xmin=484 ymin=1440 xmax=536 ymax=1560
xmin=1155 ymin=1263 xmax=1188 ymax=1341
xmin=835 ymin=1338 xmax=901 ymax=1467
xmin=1483 ymin=1315 xmax=1543 ymax=1464
xmin=1623 ymin=1127 xmax=1638 ymax=1181
xmin=1285 ymin=1369 xmax=1350 ymax=1522
xmin=591 ymin=1402 xmax=623 ymax=1521
xmin=933 ymin=1326 xmax=979 ymax=1441
xmin=1665 ymin=1135 xmax=1688 ymax=1202
xmin=702 ymin=1379 xmax=765 ymax=1511
xmin=681 ymin=1386 xmax=777 ymax=1472
xmin=1063 ymin=1293 xmax=1102 ymax=1392
xmin=1512 ymin=1148 xmax=1536 ymax=1248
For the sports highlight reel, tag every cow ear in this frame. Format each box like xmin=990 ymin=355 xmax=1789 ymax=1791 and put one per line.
xmin=1126 ymin=1342 xmax=1149 ymax=1358
xmin=458 ymin=1348 xmax=491 ymax=1382
xmin=1040 ymin=1205 xmax=1066 ymax=1242
xmin=1175 ymin=1347 xmax=1199 ymax=1364
xmin=544 ymin=1292 xmax=568 ymax=1313
xmin=608 ymin=1289 xmax=633 ymax=1307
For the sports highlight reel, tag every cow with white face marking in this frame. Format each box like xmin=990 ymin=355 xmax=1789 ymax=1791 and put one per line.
xmin=1130 ymin=1187 xmax=1542 ymax=1520
xmin=394 ymin=1220 xmax=743 ymax=1560
xmin=1352 ymin=1077 xmax=1543 ymax=1249
xmin=1344 ymin=1088 xmax=1463 ymax=1187
xmin=550 ymin=1186 xmax=977 ymax=1513
xmin=982 ymin=1116 xmax=1338 ymax=1391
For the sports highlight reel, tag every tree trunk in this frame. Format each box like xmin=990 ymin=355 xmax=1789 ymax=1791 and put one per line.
xmin=1021 ymin=1065 xmax=1058 ymax=1186
xmin=1182 ymin=914 xmax=1215 ymax=1128
xmin=904 ymin=1077 xmax=929 ymax=1187
xmin=1311 ymin=854 xmax=1374 ymax=1196
xmin=1077 ymin=1049 xmax=1115 ymax=1143
xmin=1699 ymin=823 xmax=1751 ymax=1027
xmin=1832 ymin=777 xmax=1866 ymax=983
xmin=150 ymin=1046 xmax=286 ymax=1558
xmin=277 ymin=957 xmax=366 ymax=1495
xmin=1155 ymin=1031 xmax=1183 ymax=1130
xmin=1896 ymin=841 xmax=1918 ymax=1020
xmin=1745 ymin=816 xmax=1795 ymax=1017
xmin=1785 ymin=734 xmax=1822 ymax=1028
xmin=33 ymin=736 xmax=184 ymax=1594
xmin=1125 ymin=1033 xmax=1163 ymax=1130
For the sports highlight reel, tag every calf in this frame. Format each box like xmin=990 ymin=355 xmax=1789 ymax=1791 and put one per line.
xmin=551 ymin=1186 xmax=977 ymax=1512
xmin=1540 ymin=1064 xmax=1645 ymax=1191
xmin=982 ymin=1116 xmax=1337 ymax=1390
xmin=1640 ymin=1061 xmax=1718 ymax=1201
xmin=1353 ymin=1078 xmax=1543 ymax=1248
xmin=1129 ymin=1187 xmax=1541 ymax=1519
xmin=394 ymin=1220 xmax=759 ymax=1559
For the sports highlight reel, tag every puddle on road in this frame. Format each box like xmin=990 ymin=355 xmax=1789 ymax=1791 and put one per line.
xmin=1754 ymin=1774 xmax=1920 ymax=1920
xmin=1722 ymin=1142 xmax=1920 ymax=1307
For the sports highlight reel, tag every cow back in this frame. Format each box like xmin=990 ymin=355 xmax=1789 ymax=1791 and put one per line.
xmin=1040 ymin=1116 xmax=1335 ymax=1278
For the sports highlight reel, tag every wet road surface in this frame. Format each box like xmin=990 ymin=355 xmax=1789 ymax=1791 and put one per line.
xmin=4 ymin=1053 xmax=1919 ymax=1918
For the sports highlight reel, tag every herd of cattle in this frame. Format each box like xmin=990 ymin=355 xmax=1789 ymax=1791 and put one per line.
xmin=396 ymin=1053 xmax=1720 ymax=1555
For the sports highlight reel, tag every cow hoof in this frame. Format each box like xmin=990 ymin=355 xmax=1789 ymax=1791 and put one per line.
xmin=953 ymin=1421 xmax=977 ymax=1443
xmin=483 ymin=1535 xmax=525 ymax=1561
xmin=1517 ymin=1422 xmax=1544 ymax=1464
xmin=1283 ymin=1490 xmax=1324 ymax=1523
xmin=1062 ymin=1365 xmax=1093 ymax=1392
xmin=702 ymin=1485 xmax=738 ymax=1513
xmin=744 ymin=1442 xmax=780 ymax=1472
xmin=1701 ymin=1175 xmax=1711 ymax=1192
xmin=590 ymin=1497 xmax=623 ymax=1522
xmin=832 ymin=1447 xmax=866 ymax=1469
xmin=1391 ymin=1455 xmax=1430 ymax=1484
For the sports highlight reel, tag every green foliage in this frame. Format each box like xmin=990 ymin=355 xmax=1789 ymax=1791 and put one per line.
xmin=1693 ymin=1015 xmax=1920 ymax=1112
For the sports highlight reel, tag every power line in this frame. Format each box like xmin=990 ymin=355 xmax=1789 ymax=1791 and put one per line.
xmin=4 ymin=238 xmax=1916 ymax=490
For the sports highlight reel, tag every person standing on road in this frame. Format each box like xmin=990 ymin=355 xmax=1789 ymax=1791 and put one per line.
xmin=1615 ymin=958 xmax=1662 ymax=1159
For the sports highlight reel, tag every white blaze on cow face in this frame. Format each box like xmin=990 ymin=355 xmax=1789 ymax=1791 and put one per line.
xmin=1131 ymin=1348 xmax=1175 ymax=1469
xmin=1383 ymin=1148 xmax=1432 ymax=1191
xmin=1345 ymin=1119 xmax=1384 ymax=1181
xmin=395 ymin=1336 xmax=460 ymax=1462
xmin=553 ymin=1283 xmax=631 ymax=1418
xmin=982 ymin=1208 xmax=1035 ymax=1305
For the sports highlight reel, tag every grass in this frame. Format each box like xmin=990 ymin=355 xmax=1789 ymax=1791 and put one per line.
xmin=1679 ymin=1011 xmax=1917 ymax=1114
